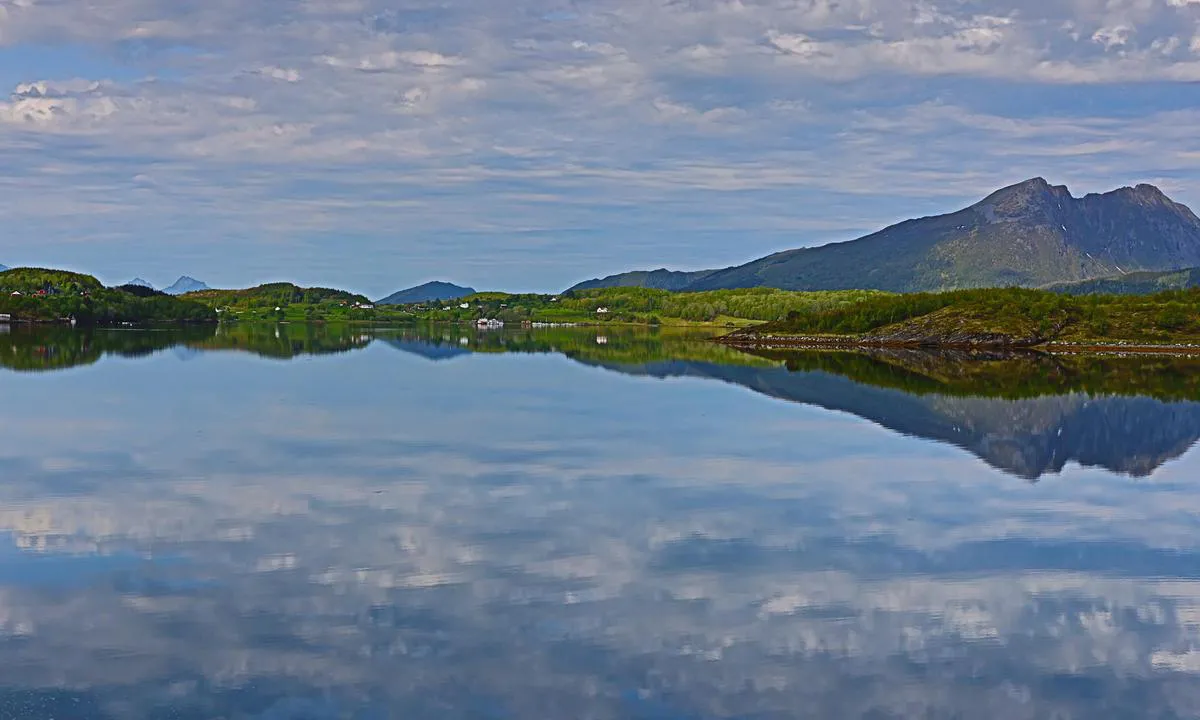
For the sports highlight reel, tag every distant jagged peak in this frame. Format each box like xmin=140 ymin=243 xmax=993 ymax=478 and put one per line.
xmin=1096 ymin=182 xmax=1173 ymax=205
xmin=976 ymin=176 xmax=1071 ymax=208
xmin=163 ymin=276 xmax=211 ymax=295
xmin=972 ymin=177 xmax=1196 ymax=226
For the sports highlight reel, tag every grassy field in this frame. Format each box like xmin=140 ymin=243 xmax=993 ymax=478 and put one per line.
xmin=728 ymin=287 xmax=1200 ymax=348
xmin=386 ymin=286 xmax=888 ymax=327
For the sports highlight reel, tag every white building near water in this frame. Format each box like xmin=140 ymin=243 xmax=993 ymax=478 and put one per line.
xmin=476 ymin=318 xmax=504 ymax=329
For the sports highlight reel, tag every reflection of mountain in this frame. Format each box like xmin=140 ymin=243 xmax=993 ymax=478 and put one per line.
xmin=9 ymin=325 xmax=1200 ymax=480
xmin=382 ymin=333 xmax=1200 ymax=480
xmin=379 ymin=338 xmax=472 ymax=361
xmin=586 ymin=359 xmax=1200 ymax=480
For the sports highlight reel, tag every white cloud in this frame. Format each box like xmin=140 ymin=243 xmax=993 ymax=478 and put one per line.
xmin=0 ymin=0 xmax=1199 ymax=286
xmin=258 ymin=66 xmax=302 ymax=82
xmin=1092 ymin=25 xmax=1133 ymax=49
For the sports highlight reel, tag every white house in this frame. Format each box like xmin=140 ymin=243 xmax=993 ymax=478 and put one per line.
xmin=460 ymin=302 xmax=470 ymax=309
xmin=596 ymin=307 xmax=610 ymax=314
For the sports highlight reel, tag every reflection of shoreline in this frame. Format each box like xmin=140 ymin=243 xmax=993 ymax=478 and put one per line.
xmin=722 ymin=336 xmax=1200 ymax=358
xmin=9 ymin=326 xmax=1200 ymax=481
xmin=373 ymin=331 xmax=1200 ymax=480
xmin=0 ymin=325 xmax=373 ymax=372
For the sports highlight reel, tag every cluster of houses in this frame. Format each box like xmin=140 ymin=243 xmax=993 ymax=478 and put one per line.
xmin=476 ymin=318 xmax=505 ymax=329
xmin=7 ymin=288 xmax=91 ymax=298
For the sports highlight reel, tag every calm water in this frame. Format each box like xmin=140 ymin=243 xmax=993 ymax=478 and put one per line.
xmin=3 ymin=324 xmax=1200 ymax=719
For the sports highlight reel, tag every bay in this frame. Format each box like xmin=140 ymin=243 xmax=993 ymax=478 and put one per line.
xmin=1 ymin=324 xmax=1200 ymax=718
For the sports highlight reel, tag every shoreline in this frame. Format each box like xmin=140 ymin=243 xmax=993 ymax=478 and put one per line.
xmin=715 ymin=334 xmax=1200 ymax=357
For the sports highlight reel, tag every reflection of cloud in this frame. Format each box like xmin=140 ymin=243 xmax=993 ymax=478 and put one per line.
xmin=1 ymin=344 xmax=1200 ymax=715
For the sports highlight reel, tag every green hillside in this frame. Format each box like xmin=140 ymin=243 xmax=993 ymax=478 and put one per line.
xmin=728 ymin=287 xmax=1200 ymax=348
xmin=395 ymin=286 xmax=887 ymax=326
xmin=185 ymin=283 xmax=377 ymax=322
xmin=1048 ymin=268 xmax=1200 ymax=296
xmin=0 ymin=268 xmax=216 ymax=324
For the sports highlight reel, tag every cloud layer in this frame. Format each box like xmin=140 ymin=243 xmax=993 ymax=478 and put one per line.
xmin=2 ymin=0 xmax=1200 ymax=291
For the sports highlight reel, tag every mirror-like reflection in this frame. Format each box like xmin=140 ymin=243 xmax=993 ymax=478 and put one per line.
xmin=7 ymin=324 xmax=1200 ymax=481
xmin=3 ymin=325 xmax=1200 ymax=718
xmin=384 ymin=328 xmax=1200 ymax=481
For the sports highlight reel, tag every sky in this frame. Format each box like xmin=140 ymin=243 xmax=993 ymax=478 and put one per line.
xmin=2 ymin=0 xmax=1200 ymax=296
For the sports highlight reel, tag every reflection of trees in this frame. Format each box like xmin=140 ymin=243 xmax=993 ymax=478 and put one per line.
xmin=738 ymin=347 xmax=1200 ymax=402
xmin=0 ymin=324 xmax=373 ymax=372
xmin=378 ymin=325 xmax=778 ymax=367
xmin=191 ymin=323 xmax=372 ymax=359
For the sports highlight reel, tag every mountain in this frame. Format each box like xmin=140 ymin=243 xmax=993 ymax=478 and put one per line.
xmin=0 ymin=264 xmax=8 ymax=272
xmin=163 ymin=276 xmax=210 ymax=295
xmin=377 ymin=281 xmax=476 ymax=305
xmin=574 ymin=179 xmax=1200 ymax=293
xmin=126 ymin=278 xmax=154 ymax=289
xmin=114 ymin=283 xmax=167 ymax=298
xmin=569 ymin=269 xmax=714 ymax=292
xmin=1049 ymin=267 xmax=1200 ymax=295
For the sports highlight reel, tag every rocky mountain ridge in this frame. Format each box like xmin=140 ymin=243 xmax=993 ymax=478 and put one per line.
xmin=570 ymin=179 xmax=1200 ymax=294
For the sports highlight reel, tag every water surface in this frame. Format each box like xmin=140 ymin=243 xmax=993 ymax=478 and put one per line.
xmin=2 ymin=324 xmax=1200 ymax=718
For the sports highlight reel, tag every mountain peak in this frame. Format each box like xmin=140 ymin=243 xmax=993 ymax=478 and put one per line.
xmin=972 ymin=177 xmax=1073 ymax=223
xmin=377 ymin=281 xmax=476 ymax=305
xmin=163 ymin=276 xmax=211 ymax=295
xmin=1016 ymin=176 xmax=1050 ymax=190
xmin=980 ymin=176 xmax=1070 ymax=201
xmin=1105 ymin=183 xmax=1171 ymax=204
xmin=127 ymin=277 xmax=154 ymax=288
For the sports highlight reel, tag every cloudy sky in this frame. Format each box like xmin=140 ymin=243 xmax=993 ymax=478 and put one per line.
xmin=2 ymin=0 xmax=1200 ymax=294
